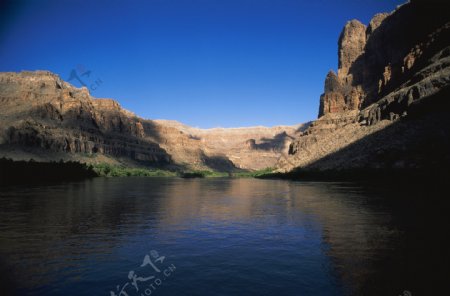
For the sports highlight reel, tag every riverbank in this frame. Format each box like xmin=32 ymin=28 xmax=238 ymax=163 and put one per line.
xmin=0 ymin=158 xmax=97 ymax=185
xmin=91 ymin=163 xmax=274 ymax=178
xmin=257 ymin=167 xmax=450 ymax=185
xmin=0 ymin=159 xmax=276 ymax=185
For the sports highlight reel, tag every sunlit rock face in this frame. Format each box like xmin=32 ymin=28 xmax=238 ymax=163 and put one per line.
xmin=0 ymin=71 xmax=170 ymax=164
xmin=152 ymin=120 xmax=307 ymax=171
xmin=281 ymin=1 xmax=450 ymax=172
xmin=319 ymin=2 xmax=449 ymax=119
xmin=0 ymin=71 xmax=306 ymax=171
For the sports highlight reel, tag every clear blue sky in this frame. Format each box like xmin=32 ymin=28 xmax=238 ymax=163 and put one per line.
xmin=1 ymin=0 xmax=405 ymax=128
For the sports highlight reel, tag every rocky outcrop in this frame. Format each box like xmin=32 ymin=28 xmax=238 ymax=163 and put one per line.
xmin=0 ymin=71 xmax=302 ymax=171
xmin=318 ymin=18 xmax=367 ymax=118
xmin=281 ymin=1 xmax=450 ymax=173
xmin=0 ymin=71 xmax=171 ymax=164
xmin=319 ymin=1 xmax=449 ymax=119
xmin=337 ymin=19 xmax=367 ymax=78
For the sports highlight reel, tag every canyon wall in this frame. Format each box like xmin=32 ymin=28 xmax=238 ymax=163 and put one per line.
xmin=2 ymin=1 xmax=448 ymax=174
xmin=0 ymin=71 xmax=302 ymax=171
xmin=319 ymin=1 xmax=449 ymax=120
xmin=280 ymin=0 xmax=450 ymax=173
xmin=0 ymin=71 xmax=170 ymax=164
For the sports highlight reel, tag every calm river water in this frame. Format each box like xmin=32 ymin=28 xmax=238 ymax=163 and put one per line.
xmin=0 ymin=178 xmax=448 ymax=295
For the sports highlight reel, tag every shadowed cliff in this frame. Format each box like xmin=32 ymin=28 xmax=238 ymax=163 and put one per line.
xmin=280 ymin=0 xmax=450 ymax=178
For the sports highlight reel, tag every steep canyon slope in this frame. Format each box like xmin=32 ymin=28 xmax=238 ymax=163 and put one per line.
xmin=279 ymin=0 xmax=450 ymax=174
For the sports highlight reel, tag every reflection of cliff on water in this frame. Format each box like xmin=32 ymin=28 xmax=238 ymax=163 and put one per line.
xmin=155 ymin=179 xmax=449 ymax=295
xmin=1 ymin=178 xmax=447 ymax=295
xmin=156 ymin=179 xmax=393 ymax=295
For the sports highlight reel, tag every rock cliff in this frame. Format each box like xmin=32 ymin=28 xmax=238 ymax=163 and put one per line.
xmin=281 ymin=0 xmax=450 ymax=173
xmin=2 ymin=1 xmax=448 ymax=175
xmin=0 ymin=71 xmax=302 ymax=171
xmin=0 ymin=71 xmax=170 ymax=164
xmin=154 ymin=120 xmax=307 ymax=170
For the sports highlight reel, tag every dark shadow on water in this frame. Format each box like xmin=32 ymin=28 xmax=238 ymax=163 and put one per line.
xmin=258 ymin=90 xmax=450 ymax=295
xmin=334 ymin=182 xmax=450 ymax=296
xmin=0 ymin=158 xmax=97 ymax=186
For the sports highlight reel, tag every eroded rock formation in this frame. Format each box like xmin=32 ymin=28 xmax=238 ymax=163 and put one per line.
xmin=281 ymin=1 xmax=450 ymax=172
xmin=0 ymin=71 xmax=303 ymax=171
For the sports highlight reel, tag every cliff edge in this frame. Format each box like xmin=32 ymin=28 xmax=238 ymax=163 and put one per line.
xmin=279 ymin=0 xmax=450 ymax=174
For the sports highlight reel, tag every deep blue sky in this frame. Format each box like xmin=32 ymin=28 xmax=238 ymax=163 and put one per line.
xmin=1 ymin=0 xmax=405 ymax=128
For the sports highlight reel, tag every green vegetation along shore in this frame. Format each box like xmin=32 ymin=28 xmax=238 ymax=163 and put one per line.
xmin=92 ymin=163 xmax=275 ymax=178
xmin=0 ymin=158 xmax=276 ymax=185
xmin=91 ymin=163 xmax=177 ymax=177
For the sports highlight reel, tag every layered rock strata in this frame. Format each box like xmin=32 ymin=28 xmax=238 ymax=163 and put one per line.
xmin=0 ymin=71 xmax=303 ymax=171
xmin=281 ymin=1 xmax=450 ymax=172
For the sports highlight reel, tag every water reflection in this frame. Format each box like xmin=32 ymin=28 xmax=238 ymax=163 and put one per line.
xmin=0 ymin=178 xmax=447 ymax=295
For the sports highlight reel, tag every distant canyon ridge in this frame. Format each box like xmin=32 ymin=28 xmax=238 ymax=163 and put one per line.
xmin=1 ymin=0 xmax=449 ymax=173
xmin=0 ymin=70 xmax=307 ymax=171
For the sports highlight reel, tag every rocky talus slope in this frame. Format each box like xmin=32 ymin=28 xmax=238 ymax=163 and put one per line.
xmin=0 ymin=71 xmax=303 ymax=171
xmin=279 ymin=0 xmax=450 ymax=173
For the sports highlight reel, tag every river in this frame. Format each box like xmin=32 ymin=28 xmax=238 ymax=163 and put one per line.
xmin=0 ymin=177 xmax=447 ymax=295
